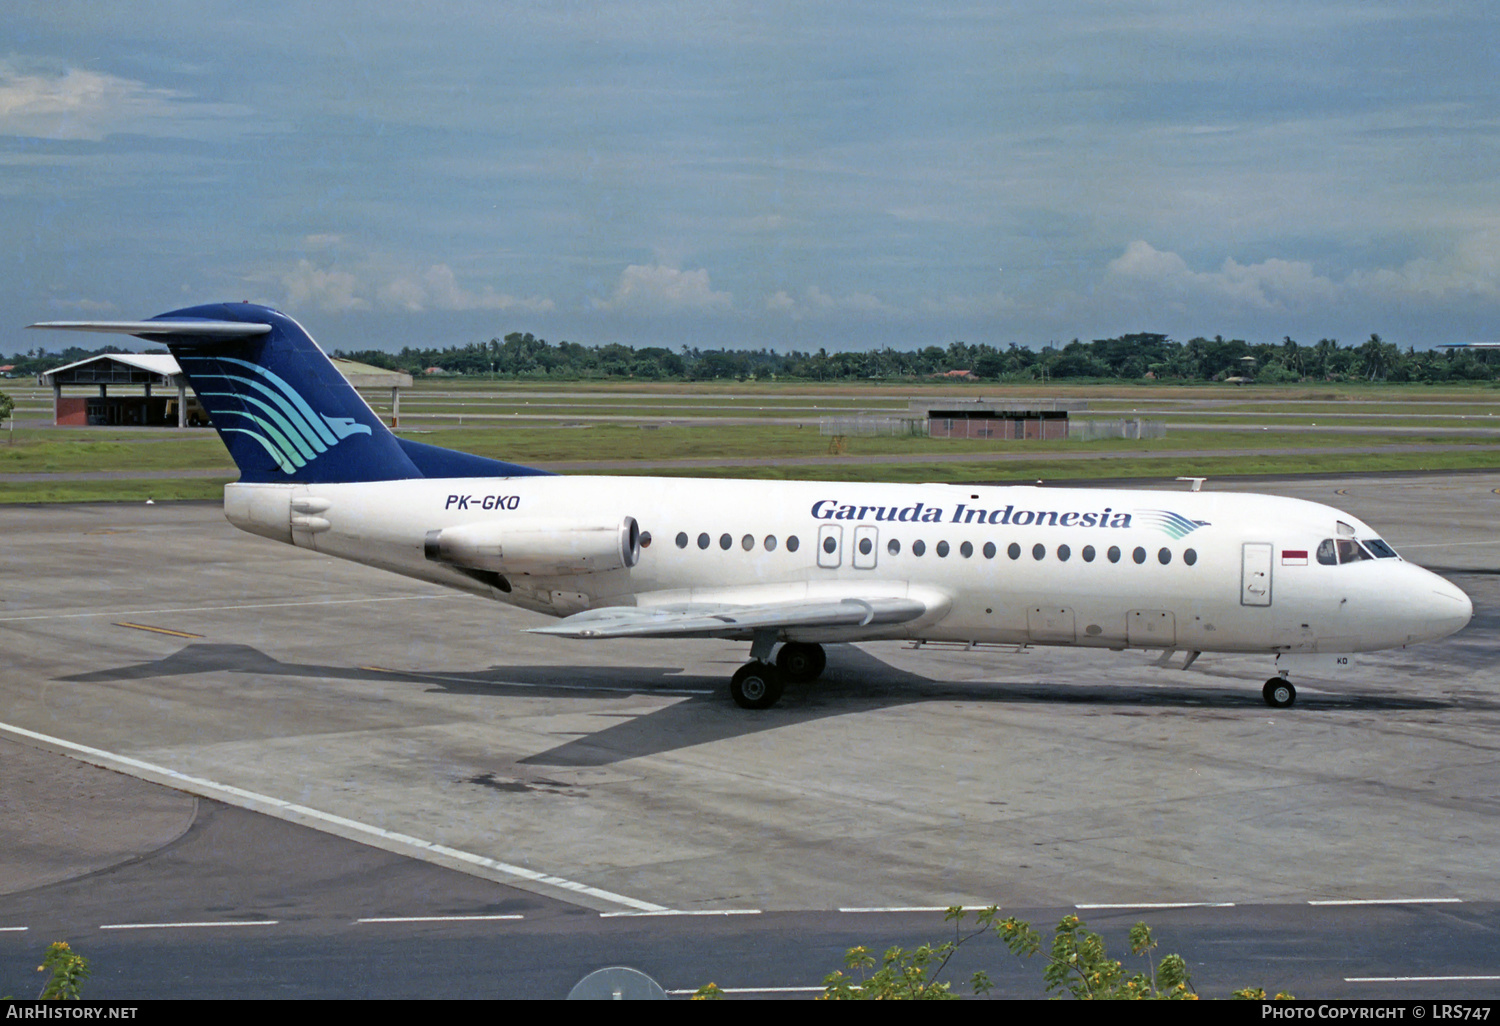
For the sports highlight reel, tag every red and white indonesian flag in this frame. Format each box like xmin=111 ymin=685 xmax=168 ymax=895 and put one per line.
xmin=1282 ymin=549 xmax=1308 ymax=566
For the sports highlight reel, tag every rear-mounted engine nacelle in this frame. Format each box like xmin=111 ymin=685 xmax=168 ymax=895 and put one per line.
xmin=424 ymin=516 xmax=640 ymax=576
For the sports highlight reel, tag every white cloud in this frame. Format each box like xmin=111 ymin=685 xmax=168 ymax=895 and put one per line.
xmin=279 ymin=256 xmax=554 ymax=315
xmin=765 ymin=285 xmax=897 ymax=320
xmin=1103 ymin=238 xmax=1500 ymax=320
xmin=380 ymin=264 xmax=555 ymax=313
xmin=595 ymin=265 xmax=732 ymax=313
xmin=0 ymin=60 xmax=251 ymax=141
xmin=1104 ymin=241 xmax=1339 ymax=313
xmin=1344 ymin=229 xmax=1500 ymax=304
xmin=280 ymin=260 xmax=368 ymax=313
xmin=376 ymin=275 xmax=427 ymax=313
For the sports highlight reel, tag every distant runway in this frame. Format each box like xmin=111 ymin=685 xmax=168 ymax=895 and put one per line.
xmin=1 ymin=473 xmax=1497 ymax=996
xmin=6 ymin=439 xmax=1500 ymax=484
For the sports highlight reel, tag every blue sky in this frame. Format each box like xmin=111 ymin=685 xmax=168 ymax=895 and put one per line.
xmin=5 ymin=2 xmax=1498 ymax=354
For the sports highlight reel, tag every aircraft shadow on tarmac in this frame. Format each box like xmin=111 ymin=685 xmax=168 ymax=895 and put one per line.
xmin=55 ymin=642 xmax=1470 ymax=767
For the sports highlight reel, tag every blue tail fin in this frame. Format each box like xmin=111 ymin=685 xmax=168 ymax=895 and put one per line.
xmin=150 ymin=303 xmax=417 ymax=483
xmin=44 ymin=302 xmax=550 ymax=484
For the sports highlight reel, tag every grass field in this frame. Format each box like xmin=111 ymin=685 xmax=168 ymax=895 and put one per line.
xmin=4 ymin=377 xmax=1500 ymax=502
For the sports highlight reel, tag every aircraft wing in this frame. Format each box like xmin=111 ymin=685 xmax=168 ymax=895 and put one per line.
xmin=527 ymin=596 xmax=928 ymax=640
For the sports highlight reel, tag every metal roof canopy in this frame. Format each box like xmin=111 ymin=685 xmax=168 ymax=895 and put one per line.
xmin=39 ymin=353 xmax=184 ymax=387
xmin=328 ymin=358 xmax=414 ymax=389
xmin=910 ymin=397 xmax=1089 ymax=419
xmin=39 ymin=353 xmax=412 ymax=390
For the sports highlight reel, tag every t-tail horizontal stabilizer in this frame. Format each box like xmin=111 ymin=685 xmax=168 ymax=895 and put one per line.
xmin=29 ymin=303 xmax=551 ymax=484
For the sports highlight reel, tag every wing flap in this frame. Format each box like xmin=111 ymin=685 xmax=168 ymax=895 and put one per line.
xmin=528 ymin=596 xmax=928 ymax=639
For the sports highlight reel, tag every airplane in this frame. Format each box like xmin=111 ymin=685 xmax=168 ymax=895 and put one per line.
xmin=30 ymin=303 xmax=1474 ymax=710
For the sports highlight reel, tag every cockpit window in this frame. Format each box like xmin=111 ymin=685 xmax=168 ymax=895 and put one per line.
xmin=1319 ymin=536 xmax=1394 ymax=564
xmin=1336 ymin=539 xmax=1373 ymax=563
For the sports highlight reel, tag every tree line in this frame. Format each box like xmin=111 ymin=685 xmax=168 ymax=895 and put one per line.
xmin=6 ymin=332 xmax=1497 ymax=384
xmin=334 ymin=331 xmax=1498 ymax=384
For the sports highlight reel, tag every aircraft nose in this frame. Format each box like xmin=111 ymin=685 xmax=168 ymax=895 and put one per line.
xmin=1408 ymin=572 xmax=1473 ymax=643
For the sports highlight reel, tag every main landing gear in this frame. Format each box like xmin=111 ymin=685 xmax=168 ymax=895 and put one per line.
xmin=1263 ymin=676 xmax=1296 ymax=708
xmin=729 ymin=636 xmax=827 ymax=709
xmin=730 ymin=661 xmax=783 ymax=710
xmin=776 ymin=642 xmax=827 ymax=684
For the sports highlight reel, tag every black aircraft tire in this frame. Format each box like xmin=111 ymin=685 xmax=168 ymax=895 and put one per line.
xmin=776 ymin=642 xmax=827 ymax=684
xmin=1263 ymin=678 xmax=1297 ymax=708
xmin=731 ymin=662 xmax=785 ymax=710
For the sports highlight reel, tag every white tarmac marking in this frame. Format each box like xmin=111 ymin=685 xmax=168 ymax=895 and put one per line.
xmin=0 ymin=594 xmax=456 ymax=623
xmin=599 ymin=909 xmax=762 ymax=918
xmin=100 ymin=920 xmax=279 ymax=930
xmin=356 ymin=915 xmax=525 ymax=924
xmin=0 ymin=720 xmax=667 ymax=916
xmin=0 ymin=926 xmax=29 ymax=932
xmin=1075 ymin=902 xmax=1237 ymax=910
xmin=1307 ymin=898 xmax=1462 ymax=906
xmin=838 ymin=906 xmax=993 ymax=913
xmin=1346 ymin=975 xmax=1500 ymax=983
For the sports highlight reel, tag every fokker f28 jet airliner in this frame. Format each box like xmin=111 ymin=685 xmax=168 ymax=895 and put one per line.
xmin=31 ymin=304 xmax=1474 ymax=710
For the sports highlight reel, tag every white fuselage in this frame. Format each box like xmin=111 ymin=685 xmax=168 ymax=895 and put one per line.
xmin=225 ymin=476 xmax=1472 ymax=657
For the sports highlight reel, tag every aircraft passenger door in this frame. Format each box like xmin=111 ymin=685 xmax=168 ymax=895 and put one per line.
xmin=817 ymin=524 xmax=843 ymax=569
xmin=1242 ymin=542 xmax=1273 ymax=606
xmin=852 ymin=525 xmax=878 ymax=569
